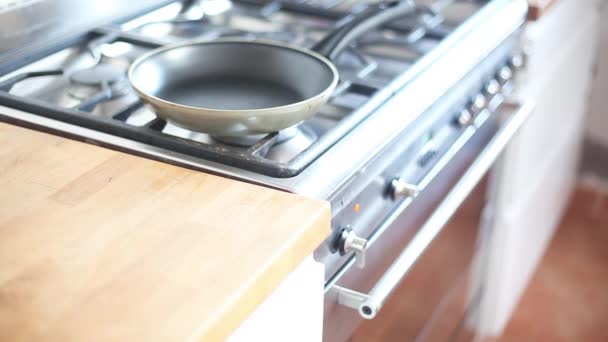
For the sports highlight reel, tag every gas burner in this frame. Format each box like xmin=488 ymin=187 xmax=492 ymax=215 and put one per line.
xmin=266 ymin=125 xmax=317 ymax=162
xmin=212 ymin=125 xmax=317 ymax=162
xmin=212 ymin=125 xmax=303 ymax=147
xmin=135 ymin=0 xmax=235 ymax=39
xmin=138 ymin=20 xmax=210 ymax=39
xmin=69 ymin=64 xmax=125 ymax=86
xmin=255 ymin=30 xmax=305 ymax=43
xmin=212 ymin=134 xmax=267 ymax=146
xmin=137 ymin=16 xmax=304 ymax=43
xmin=67 ymin=64 xmax=129 ymax=99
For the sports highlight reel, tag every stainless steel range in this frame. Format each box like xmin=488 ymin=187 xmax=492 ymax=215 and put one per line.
xmin=0 ymin=0 xmax=530 ymax=340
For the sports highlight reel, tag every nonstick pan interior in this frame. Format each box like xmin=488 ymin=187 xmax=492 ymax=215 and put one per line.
xmin=130 ymin=42 xmax=336 ymax=111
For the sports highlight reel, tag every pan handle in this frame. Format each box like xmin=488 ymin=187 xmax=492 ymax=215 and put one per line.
xmin=312 ymin=0 xmax=416 ymax=60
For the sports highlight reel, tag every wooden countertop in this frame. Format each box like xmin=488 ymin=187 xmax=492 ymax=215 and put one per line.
xmin=0 ymin=122 xmax=330 ymax=342
xmin=528 ymin=0 xmax=560 ymax=20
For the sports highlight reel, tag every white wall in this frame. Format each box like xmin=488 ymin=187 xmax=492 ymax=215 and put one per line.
xmin=587 ymin=2 xmax=608 ymax=146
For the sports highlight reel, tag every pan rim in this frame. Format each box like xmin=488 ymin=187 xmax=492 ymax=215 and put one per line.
xmin=127 ymin=38 xmax=340 ymax=114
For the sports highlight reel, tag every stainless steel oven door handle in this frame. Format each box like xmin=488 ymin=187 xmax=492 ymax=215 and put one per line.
xmin=331 ymin=101 xmax=534 ymax=319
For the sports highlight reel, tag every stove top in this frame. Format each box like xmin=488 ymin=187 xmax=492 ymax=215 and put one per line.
xmin=0 ymin=0 xmax=527 ymax=198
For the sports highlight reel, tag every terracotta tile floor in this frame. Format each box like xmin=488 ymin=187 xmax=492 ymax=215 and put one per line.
xmin=498 ymin=186 xmax=608 ymax=341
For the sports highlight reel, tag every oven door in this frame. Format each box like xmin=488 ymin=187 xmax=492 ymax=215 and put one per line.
xmin=323 ymin=101 xmax=534 ymax=342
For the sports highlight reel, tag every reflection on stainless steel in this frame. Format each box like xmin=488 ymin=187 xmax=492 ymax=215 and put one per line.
xmin=0 ymin=0 xmax=529 ymax=340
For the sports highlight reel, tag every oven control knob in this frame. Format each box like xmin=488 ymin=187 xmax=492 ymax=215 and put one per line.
xmin=390 ymin=178 xmax=419 ymax=200
xmin=497 ymin=66 xmax=513 ymax=85
xmin=484 ymin=79 xmax=501 ymax=98
xmin=468 ymin=93 xmax=487 ymax=115
xmin=456 ymin=108 xmax=474 ymax=127
xmin=509 ymin=54 xmax=525 ymax=70
xmin=336 ymin=227 xmax=368 ymax=269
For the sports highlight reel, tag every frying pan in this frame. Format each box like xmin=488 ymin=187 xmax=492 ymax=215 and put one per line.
xmin=128 ymin=0 xmax=416 ymax=137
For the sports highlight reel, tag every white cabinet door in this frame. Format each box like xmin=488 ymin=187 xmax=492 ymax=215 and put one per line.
xmin=587 ymin=2 xmax=608 ymax=146
xmin=228 ymin=256 xmax=324 ymax=342
xmin=476 ymin=0 xmax=600 ymax=336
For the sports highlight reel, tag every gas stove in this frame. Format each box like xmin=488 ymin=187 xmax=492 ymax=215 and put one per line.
xmin=0 ymin=0 xmax=519 ymax=189
xmin=0 ymin=1 xmax=529 ymax=338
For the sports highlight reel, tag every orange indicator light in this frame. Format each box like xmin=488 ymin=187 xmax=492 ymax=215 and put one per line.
xmin=354 ymin=203 xmax=361 ymax=213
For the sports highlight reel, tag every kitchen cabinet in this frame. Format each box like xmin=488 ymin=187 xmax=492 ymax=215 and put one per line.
xmin=475 ymin=0 xmax=600 ymax=336
xmin=229 ymin=256 xmax=324 ymax=342
xmin=587 ymin=2 xmax=608 ymax=148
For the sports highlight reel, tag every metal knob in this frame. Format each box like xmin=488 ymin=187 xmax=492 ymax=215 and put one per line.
xmin=497 ymin=66 xmax=513 ymax=85
xmin=468 ymin=93 xmax=487 ymax=116
xmin=390 ymin=178 xmax=419 ymax=200
xmin=456 ymin=108 xmax=474 ymax=128
xmin=509 ymin=54 xmax=525 ymax=70
xmin=337 ymin=228 xmax=368 ymax=268
xmin=484 ymin=79 xmax=501 ymax=98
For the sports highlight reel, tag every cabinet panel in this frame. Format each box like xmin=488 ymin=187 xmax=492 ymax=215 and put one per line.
xmin=476 ymin=0 xmax=599 ymax=335
xmin=229 ymin=256 xmax=324 ymax=342
xmin=587 ymin=2 xmax=608 ymax=146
